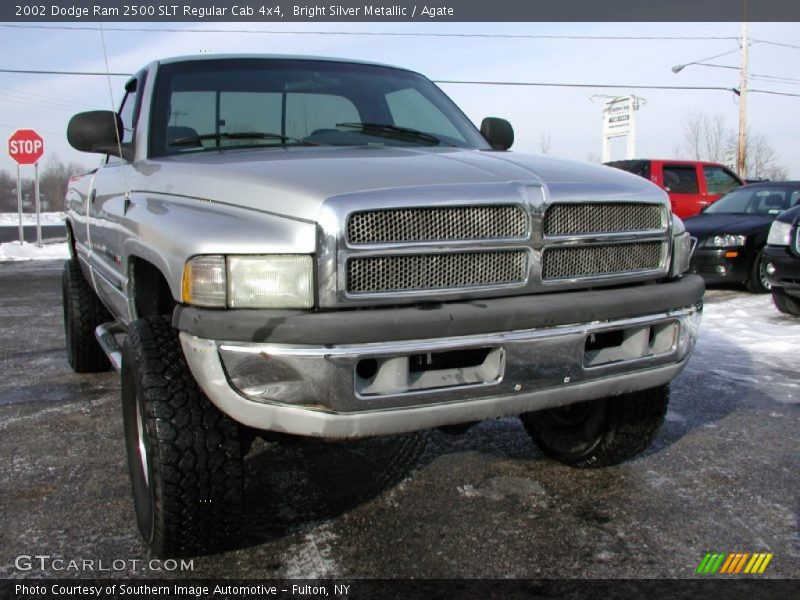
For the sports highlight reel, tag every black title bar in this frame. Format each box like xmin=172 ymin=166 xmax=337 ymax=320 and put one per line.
xmin=3 ymin=0 xmax=800 ymax=22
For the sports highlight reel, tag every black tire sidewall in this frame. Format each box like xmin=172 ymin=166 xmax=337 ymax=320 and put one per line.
xmin=121 ymin=337 xmax=157 ymax=545
xmin=522 ymin=399 xmax=612 ymax=465
xmin=746 ymin=249 xmax=770 ymax=294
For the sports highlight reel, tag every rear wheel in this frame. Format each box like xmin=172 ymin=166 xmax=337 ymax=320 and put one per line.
xmin=772 ymin=287 xmax=800 ymax=316
xmin=121 ymin=315 xmax=244 ymax=557
xmin=745 ymin=249 xmax=771 ymax=294
xmin=519 ymin=385 xmax=670 ymax=468
xmin=62 ymin=258 xmax=112 ymax=372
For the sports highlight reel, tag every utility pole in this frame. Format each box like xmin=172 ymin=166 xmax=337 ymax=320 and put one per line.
xmin=737 ymin=21 xmax=749 ymax=178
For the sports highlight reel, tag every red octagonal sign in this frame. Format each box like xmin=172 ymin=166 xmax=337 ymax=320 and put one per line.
xmin=8 ymin=129 xmax=45 ymax=165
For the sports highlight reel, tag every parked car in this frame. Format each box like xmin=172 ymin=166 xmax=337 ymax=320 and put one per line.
xmin=684 ymin=181 xmax=800 ymax=293
xmin=765 ymin=203 xmax=800 ymax=315
xmin=605 ymin=159 xmax=744 ymax=219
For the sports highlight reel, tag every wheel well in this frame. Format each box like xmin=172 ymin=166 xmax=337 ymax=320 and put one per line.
xmin=65 ymin=222 xmax=77 ymax=260
xmin=130 ymin=258 xmax=176 ymax=319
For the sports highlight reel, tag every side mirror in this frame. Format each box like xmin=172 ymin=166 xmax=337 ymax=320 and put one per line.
xmin=480 ymin=117 xmax=514 ymax=151
xmin=67 ymin=110 xmax=132 ymax=160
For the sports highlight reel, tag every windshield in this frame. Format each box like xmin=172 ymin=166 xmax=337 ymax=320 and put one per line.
xmin=150 ymin=58 xmax=489 ymax=156
xmin=704 ymin=185 xmax=800 ymax=215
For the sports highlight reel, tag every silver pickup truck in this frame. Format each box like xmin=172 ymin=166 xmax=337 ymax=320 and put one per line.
xmin=63 ymin=54 xmax=703 ymax=557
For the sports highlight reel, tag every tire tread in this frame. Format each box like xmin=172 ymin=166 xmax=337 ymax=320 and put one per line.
xmin=124 ymin=316 xmax=243 ymax=557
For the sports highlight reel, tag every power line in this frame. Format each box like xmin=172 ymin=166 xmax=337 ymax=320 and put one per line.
xmin=434 ymin=80 xmax=738 ymax=92
xmin=0 ymin=24 xmax=747 ymax=41
xmin=2 ymin=69 xmax=799 ymax=97
xmin=0 ymin=86 xmax=87 ymax=108
xmin=752 ymin=38 xmax=800 ymax=51
xmin=3 ymin=24 xmax=799 ymax=51
xmin=0 ymin=68 xmax=130 ymax=76
xmin=435 ymin=79 xmax=800 ymax=97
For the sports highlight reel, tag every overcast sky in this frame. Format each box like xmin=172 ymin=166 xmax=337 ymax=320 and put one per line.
xmin=1 ymin=20 xmax=798 ymax=179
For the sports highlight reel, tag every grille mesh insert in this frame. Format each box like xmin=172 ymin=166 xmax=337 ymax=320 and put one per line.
xmin=347 ymin=205 xmax=527 ymax=244
xmin=347 ymin=251 xmax=528 ymax=293
xmin=542 ymin=242 xmax=664 ymax=280
xmin=544 ymin=203 xmax=663 ymax=236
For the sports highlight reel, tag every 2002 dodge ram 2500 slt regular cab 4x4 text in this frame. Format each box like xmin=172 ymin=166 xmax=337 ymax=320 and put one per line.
xmin=62 ymin=55 xmax=703 ymax=557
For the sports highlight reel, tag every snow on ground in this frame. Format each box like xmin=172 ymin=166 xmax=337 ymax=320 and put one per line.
xmin=0 ymin=212 xmax=65 ymax=226
xmin=0 ymin=241 xmax=69 ymax=262
xmin=690 ymin=292 xmax=800 ymax=403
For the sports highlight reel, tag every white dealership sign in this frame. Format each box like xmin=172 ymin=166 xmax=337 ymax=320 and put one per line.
xmin=601 ymin=96 xmax=640 ymax=163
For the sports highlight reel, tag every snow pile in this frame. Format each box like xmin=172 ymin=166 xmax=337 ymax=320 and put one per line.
xmin=0 ymin=241 xmax=69 ymax=262
xmin=701 ymin=293 xmax=800 ymax=354
xmin=0 ymin=212 xmax=66 ymax=226
xmin=691 ymin=292 xmax=800 ymax=404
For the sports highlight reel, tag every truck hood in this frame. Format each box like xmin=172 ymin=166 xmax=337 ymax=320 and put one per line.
xmin=136 ymin=146 xmax=665 ymax=221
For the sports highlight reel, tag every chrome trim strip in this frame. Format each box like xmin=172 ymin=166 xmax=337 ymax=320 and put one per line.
xmin=218 ymin=308 xmax=695 ymax=358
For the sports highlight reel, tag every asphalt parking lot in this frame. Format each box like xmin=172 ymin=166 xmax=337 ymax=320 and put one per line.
xmin=0 ymin=259 xmax=798 ymax=580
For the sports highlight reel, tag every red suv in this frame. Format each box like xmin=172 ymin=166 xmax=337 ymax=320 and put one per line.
xmin=606 ymin=159 xmax=744 ymax=219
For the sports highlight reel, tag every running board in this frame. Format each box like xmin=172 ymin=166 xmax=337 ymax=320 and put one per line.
xmin=95 ymin=322 xmax=124 ymax=371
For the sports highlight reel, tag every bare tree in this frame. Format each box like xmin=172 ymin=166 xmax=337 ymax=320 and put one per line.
xmin=678 ymin=110 xmax=705 ymax=160
xmin=0 ymin=169 xmax=16 ymax=212
xmin=675 ymin=109 xmax=786 ymax=180
xmin=38 ymin=154 xmax=88 ymax=212
xmin=746 ymin=133 xmax=787 ymax=181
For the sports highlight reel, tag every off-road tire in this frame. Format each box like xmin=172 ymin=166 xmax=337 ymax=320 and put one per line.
xmin=62 ymin=258 xmax=112 ymax=373
xmin=121 ymin=315 xmax=244 ymax=557
xmin=745 ymin=249 xmax=770 ymax=294
xmin=519 ymin=385 xmax=670 ymax=468
xmin=772 ymin=287 xmax=800 ymax=316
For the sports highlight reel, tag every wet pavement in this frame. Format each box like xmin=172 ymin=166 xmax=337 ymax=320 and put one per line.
xmin=0 ymin=260 xmax=797 ymax=579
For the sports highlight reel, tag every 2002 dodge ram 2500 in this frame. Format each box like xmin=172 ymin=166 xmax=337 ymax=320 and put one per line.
xmin=63 ymin=54 xmax=703 ymax=557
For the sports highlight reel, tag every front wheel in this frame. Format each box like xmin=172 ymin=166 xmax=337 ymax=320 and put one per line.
xmin=772 ymin=287 xmax=800 ymax=316
xmin=745 ymin=249 xmax=771 ymax=294
xmin=121 ymin=315 xmax=244 ymax=557
xmin=519 ymin=385 xmax=670 ymax=468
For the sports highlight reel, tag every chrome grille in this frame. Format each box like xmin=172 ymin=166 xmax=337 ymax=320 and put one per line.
xmin=542 ymin=242 xmax=664 ymax=280
xmin=544 ymin=203 xmax=663 ymax=236
xmin=347 ymin=205 xmax=527 ymax=244
xmin=347 ymin=251 xmax=528 ymax=294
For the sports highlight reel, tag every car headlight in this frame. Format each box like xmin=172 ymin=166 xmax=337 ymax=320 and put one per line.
xmin=767 ymin=221 xmax=792 ymax=246
xmin=703 ymin=234 xmax=746 ymax=248
xmin=182 ymin=255 xmax=314 ymax=309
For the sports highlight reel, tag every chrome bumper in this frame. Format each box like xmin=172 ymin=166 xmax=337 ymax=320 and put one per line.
xmin=179 ymin=304 xmax=701 ymax=438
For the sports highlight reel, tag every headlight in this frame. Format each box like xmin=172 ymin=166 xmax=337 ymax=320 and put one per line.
xmin=182 ymin=255 xmax=314 ymax=309
xmin=767 ymin=221 xmax=792 ymax=246
xmin=703 ymin=234 xmax=746 ymax=248
xmin=228 ymin=255 xmax=313 ymax=308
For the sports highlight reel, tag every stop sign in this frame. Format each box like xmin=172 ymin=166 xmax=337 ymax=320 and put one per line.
xmin=8 ymin=129 xmax=45 ymax=165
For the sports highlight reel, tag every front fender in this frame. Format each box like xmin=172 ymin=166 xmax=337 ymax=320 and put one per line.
xmin=122 ymin=192 xmax=318 ymax=303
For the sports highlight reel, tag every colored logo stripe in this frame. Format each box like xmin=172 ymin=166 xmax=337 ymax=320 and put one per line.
xmin=744 ymin=553 xmax=773 ymax=574
xmin=697 ymin=552 xmax=773 ymax=574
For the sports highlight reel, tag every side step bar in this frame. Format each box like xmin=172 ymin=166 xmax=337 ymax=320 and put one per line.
xmin=95 ymin=322 xmax=125 ymax=371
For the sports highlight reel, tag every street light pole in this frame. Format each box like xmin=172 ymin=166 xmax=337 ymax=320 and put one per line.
xmin=737 ymin=22 xmax=749 ymax=178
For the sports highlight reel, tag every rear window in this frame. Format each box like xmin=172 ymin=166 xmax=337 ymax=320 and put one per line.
xmin=663 ymin=165 xmax=699 ymax=194
xmin=606 ymin=160 xmax=650 ymax=180
xmin=704 ymin=166 xmax=742 ymax=195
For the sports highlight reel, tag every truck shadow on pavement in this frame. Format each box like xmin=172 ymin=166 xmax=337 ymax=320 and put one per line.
xmin=232 ymin=431 xmax=429 ymax=551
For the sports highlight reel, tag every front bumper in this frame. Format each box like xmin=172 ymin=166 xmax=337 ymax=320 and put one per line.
xmin=178 ymin=276 xmax=704 ymax=438
xmin=765 ymin=246 xmax=800 ymax=297
xmin=689 ymin=247 xmax=751 ymax=285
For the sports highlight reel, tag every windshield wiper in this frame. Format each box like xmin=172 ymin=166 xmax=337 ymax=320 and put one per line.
xmin=335 ymin=122 xmax=444 ymax=146
xmin=169 ymin=131 xmax=322 ymax=147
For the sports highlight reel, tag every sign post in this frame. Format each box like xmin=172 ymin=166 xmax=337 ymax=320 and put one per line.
xmin=7 ymin=129 xmax=45 ymax=247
